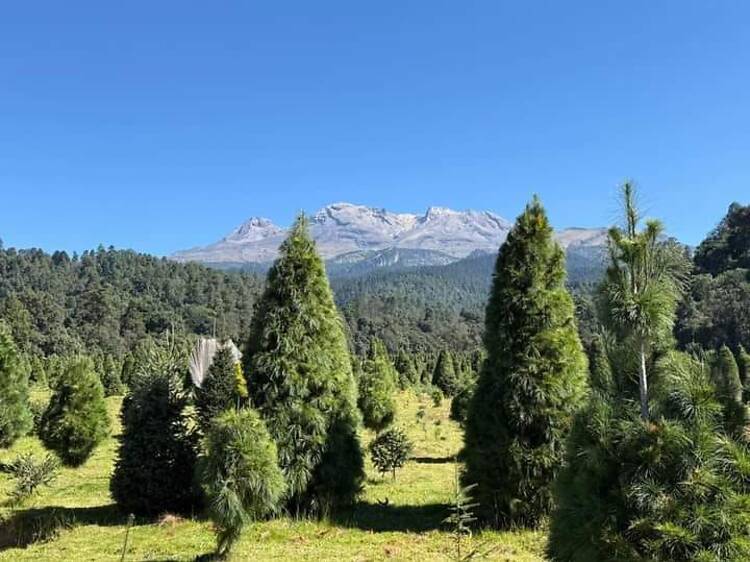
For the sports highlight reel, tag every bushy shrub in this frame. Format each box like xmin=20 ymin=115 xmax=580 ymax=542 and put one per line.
xmin=369 ymin=427 xmax=413 ymax=480
xmin=0 ymin=323 xmax=33 ymax=447
xmin=463 ymin=198 xmax=587 ymax=528
xmin=244 ymin=216 xmax=364 ymax=512
xmin=199 ymin=408 xmax=285 ymax=558
xmin=39 ymin=358 xmax=110 ymax=466
xmin=548 ymin=350 xmax=750 ymax=561
xmin=710 ymin=345 xmax=748 ymax=436
xmin=195 ymin=347 xmax=243 ymax=431
xmin=110 ymin=345 xmax=198 ymax=515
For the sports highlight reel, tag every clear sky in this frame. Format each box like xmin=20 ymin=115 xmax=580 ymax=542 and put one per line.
xmin=1 ymin=1 xmax=748 ymax=255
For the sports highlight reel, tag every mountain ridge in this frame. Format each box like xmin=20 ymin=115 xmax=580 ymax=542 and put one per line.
xmin=172 ymin=202 xmax=607 ymax=267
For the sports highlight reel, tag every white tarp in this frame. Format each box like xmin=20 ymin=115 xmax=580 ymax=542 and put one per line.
xmin=189 ymin=337 xmax=242 ymax=388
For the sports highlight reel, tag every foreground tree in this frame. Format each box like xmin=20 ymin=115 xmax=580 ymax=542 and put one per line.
xmin=110 ymin=344 xmax=198 ymax=515
xmin=462 ymin=197 xmax=588 ymax=528
xmin=243 ymin=216 xmax=364 ymax=513
xmin=547 ymin=185 xmax=750 ymax=561
xmin=0 ymin=323 xmax=32 ymax=447
xmin=549 ymin=348 xmax=750 ymax=561
xmin=39 ymin=358 xmax=110 ymax=466
xmin=200 ymin=408 xmax=285 ymax=559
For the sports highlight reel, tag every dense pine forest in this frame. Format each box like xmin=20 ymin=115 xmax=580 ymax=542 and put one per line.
xmin=0 ymin=194 xmax=748 ymax=561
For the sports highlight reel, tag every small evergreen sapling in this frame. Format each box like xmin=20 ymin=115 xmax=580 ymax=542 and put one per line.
xmin=0 ymin=452 xmax=59 ymax=505
xmin=369 ymin=427 xmax=413 ymax=480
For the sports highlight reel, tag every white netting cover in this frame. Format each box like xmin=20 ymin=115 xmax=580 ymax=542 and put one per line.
xmin=189 ymin=338 xmax=242 ymax=388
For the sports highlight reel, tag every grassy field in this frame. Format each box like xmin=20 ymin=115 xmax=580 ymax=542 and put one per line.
xmin=0 ymin=390 xmax=545 ymax=561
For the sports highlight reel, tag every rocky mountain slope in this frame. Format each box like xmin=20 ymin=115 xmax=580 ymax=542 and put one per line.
xmin=172 ymin=202 xmax=607 ymax=269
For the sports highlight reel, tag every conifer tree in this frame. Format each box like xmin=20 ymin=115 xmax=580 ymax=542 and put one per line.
xmin=547 ymin=185 xmax=750 ymax=561
xmin=433 ymin=349 xmax=460 ymax=396
xmin=736 ymin=345 xmax=750 ymax=399
xmin=200 ymin=408 xmax=285 ymax=558
xmin=394 ymin=348 xmax=420 ymax=389
xmin=110 ymin=344 xmax=198 ymax=515
xmin=0 ymin=322 xmax=32 ymax=447
xmin=39 ymin=358 xmax=110 ymax=466
xmin=195 ymin=346 xmax=243 ymax=431
xmin=243 ymin=216 xmax=364 ymax=512
xmin=462 ymin=197 xmax=588 ymax=528
xmin=357 ymin=339 xmax=398 ymax=433
xmin=711 ymin=345 xmax=747 ymax=436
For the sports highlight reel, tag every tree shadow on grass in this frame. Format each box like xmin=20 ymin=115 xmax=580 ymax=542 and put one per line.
xmin=332 ymin=500 xmax=450 ymax=533
xmin=411 ymin=455 xmax=454 ymax=465
xmin=0 ymin=503 xmax=140 ymax=550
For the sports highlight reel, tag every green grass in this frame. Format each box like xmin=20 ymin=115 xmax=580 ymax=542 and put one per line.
xmin=0 ymin=390 xmax=546 ymax=561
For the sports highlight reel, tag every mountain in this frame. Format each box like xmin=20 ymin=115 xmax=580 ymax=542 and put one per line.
xmin=172 ymin=202 xmax=608 ymax=274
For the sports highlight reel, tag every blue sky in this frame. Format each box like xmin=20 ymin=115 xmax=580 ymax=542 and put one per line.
xmin=1 ymin=2 xmax=748 ymax=255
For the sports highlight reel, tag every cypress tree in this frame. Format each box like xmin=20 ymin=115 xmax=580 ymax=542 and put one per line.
xmin=433 ymin=350 xmax=460 ymax=396
xmin=195 ymin=346 xmax=242 ymax=431
xmin=110 ymin=345 xmax=198 ymax=515
xmin=462 ymin=197 xmax=588 ymax=528
xmin=243 ymin=216 xmax=364 ymax=512
xmin=0 ymin=322 xmax=32 ymax=447
xmin=39 ymin=358 xmax=110 ymax=466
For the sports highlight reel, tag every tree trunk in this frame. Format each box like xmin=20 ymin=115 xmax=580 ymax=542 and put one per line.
xmin=639 ymin=339 xmax=649 ymax=420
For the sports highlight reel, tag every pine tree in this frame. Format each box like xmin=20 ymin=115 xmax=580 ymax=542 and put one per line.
xmin=39 ymin=358 xmax=110 ymax=466
xmin=549 ymin=349 xmax=750 ymax=561
xmin=110 ymin=344 xmax=198 ymax=515
xmin=597 ymin=182 xmax=690 ymax=419
xmin=0 ymin=322 xmax=33 ymax=447
xmin=394 ymin=348 xmax=420 ymax=389
xmin=200 ymin=408 xmax=286 ymax=558
xmin=710 ymin=345 xmax=747 ymax=436
xmin=736 ymin=345 xmax=750 ymax=400
xmin=99 ymin=354 xmax=125 ymax=397
xmin=195 ymin=346 xmax=242 ymax=431
xmin=357 ymin=340 xmax=398 ymax=433
xmin=433 ymin=350 xmax=460 ymax=396
xmin=547 ymin=184 xmax=750 ymax=560
xmin=243 ymin=216 xmax=364 ymax=512
xmin=462 ymin=197 xmax=588 ymax=528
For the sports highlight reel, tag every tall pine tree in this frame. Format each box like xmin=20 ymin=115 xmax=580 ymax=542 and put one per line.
xmin=462 ymin=197 xmax=588 ymax=528
xmin=243 ymin=216 xmax=364 ymax=512
xmin=433 ymin=349 xmax=460 ymax=396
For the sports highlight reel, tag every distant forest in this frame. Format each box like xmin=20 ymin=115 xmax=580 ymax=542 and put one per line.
xmin=0 ymin=201 xmax=748 ymax=363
